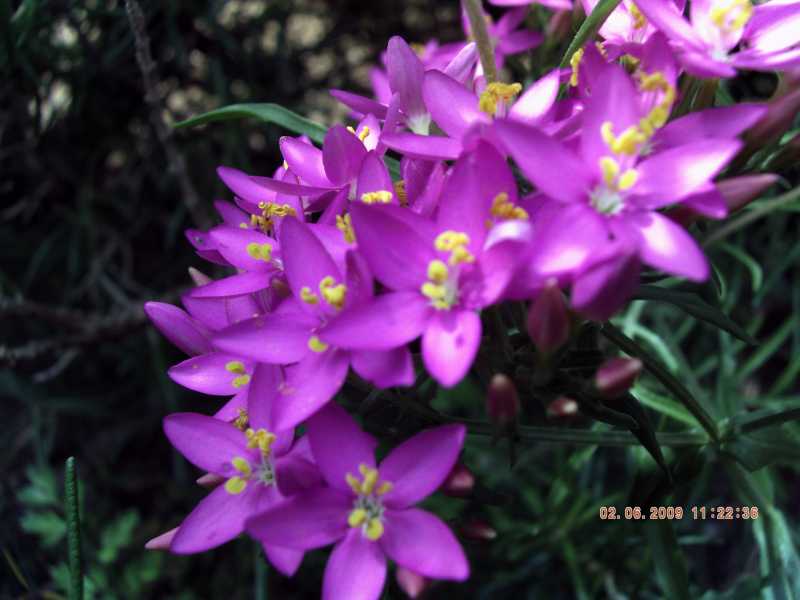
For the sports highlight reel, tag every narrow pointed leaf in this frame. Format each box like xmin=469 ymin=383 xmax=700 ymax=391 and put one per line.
xmin=559 ymin=0 xmax=623 ymax=67
xmin=65 ymin=457 xmax=83 ymax=600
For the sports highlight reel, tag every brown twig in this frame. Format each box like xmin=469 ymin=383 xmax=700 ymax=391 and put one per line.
xmin=124 ymin=0 xmax=209 ymax=230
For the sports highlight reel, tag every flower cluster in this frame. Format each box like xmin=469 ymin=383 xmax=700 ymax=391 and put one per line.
xmin=145 ymin=0 xmax=799 ymax=597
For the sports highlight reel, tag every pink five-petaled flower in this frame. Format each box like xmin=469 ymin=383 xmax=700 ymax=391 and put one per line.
xmin=213 ymin=217 xmax=414 ymax=429
xmin=246 ymin=403 xmax=469 ymax=600
xmin=318 ymin=141 xmax=530 ymax=387
xmin=635 ymin=0 xmax=800 ymax=78
xmin=162 ymin=412 xmax=321 ymax=576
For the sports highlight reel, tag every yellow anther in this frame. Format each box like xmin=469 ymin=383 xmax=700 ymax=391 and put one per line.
xmin=569 ymin=48 xmax=584 ymax=87
xmin=233 ymin=408 xmax=249 ymax=431
xmin=621 ymin=54 xmax=641 ymax=70
xmin=246 ymin=242 xmax=272 ymax=262
xmin=600 ymin=157 xmax=621 ymax=188
xmin=360 ymin=190 xmax=393 ymax=204
xmin=319 ymin=276 xmax=347 ymax=310
xmin=601 ymin=121 xmax=646 ymax=156
xmin=711 ymin=0 xmax=753 ymax=31
xmin=239 ymin=222 xmax=249 ymax=229
xmin=360 ymin=467 xmax=379 ymax=495
xmin=427 ymin=260 xmax=449 ymax=284
xmin=232 ymin=456 xmax=252 ymax=477
xmin=348 ymin=508 xmax=368 ymax=527
xmin=308 ymin=335 xmax=329 ymax=353
xmin=618 ymin=169 xmax=639 ymax=191
xmin=449 ymin=245 xmax=474 ymax=266
xmin=394 ymin=180 xmax=408 ymax=206
xmin=365 ymin=518 xmax=384 ymax=541
xmin=226 ymin=361 xmax=247 ymax=374
xmin=595 ymin=41 xmax=608 ymax=58
xmin=435 ymin=231 xmax=470 ymax=252
xmin=336 ymin=213 xmax=356 ymax=244
xmin=376 ymin=481 xmax=393 ymax=496
xmin=245 ymin=428 xmax=277 ymax=454
xmin=348 ymin=125 xmax=371 ymax=143
xmin=421 ymin=282 xmax=446 ymax=300
xmin=224 ymin=477 xmax=247 ymax=494
xmin=490 ymin=192 xmax=529 ymax=222
xmin=232 ymin=374 xmax=251 ymax=388
xmin=479 ymin=82 xmax=523 ymax=116
xmin=629 ymin=2 xmax=646 ymax=29
xmin=346 ymin=473 xmax=363 ymax=495
xmin=300 ymin=286 xmax=319 ymax=305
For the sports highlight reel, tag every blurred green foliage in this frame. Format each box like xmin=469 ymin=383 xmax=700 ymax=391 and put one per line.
xmin=2 ymin=0 xmax=799 ymax=599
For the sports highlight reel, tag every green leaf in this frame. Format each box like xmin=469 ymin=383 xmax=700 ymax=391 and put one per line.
xmin=10 ymin=0 xmax=36 ymax=47
xmin=722 ymin=427 xmax=800 ymax=471
xmin=175 ymin=102 xmax=327 ymax=143
xmin=646 ymin=520 xmax=691 ymax=600
xmin=738 ymin=316 xmax=797 ymax=383
xmin=725 ymin=400 xmax=800 ymax=434
xmin=601 ymin=322 xmax=720 ymax=441
xmin=20 ymin=511 xmax=66 ymax=547
xmin=98 ymin=510 xmax=140 ymax=564
xmin=17 ymin=465 xmax=59 ymax=507
xmin=634 ymin=285 xmax=756 ymax=345
xmin=559 ymin=0 xmax=623 ymax=67
xmin=718 ymin=242 xmax=763 ymax=293
xmin=619 ymin=393 xmax=671 ymax=480
xmin=65 ymin=457 xmax=83 ymax=600
xmin=632 ymin=385 xmax=697 ymax=427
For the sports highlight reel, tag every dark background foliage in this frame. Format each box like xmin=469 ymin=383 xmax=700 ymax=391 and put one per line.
xmin=1 ymin=0 xmax=798 ymax=599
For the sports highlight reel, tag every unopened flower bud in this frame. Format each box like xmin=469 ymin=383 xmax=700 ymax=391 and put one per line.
xmin=595 ymin=357 xmax=642 ymax=398
xmin=188 ymin=267 xmax=212 ymax=287
xmin=396 ymin=566 xmax=429 ymax=599
xmin=486 ymin=374 xmax=520 ymax=430
xmin=460 ymin=519 xmax=497 ymax=542
xmin=747 ymin=87 xmax=800 ymax=146
xmin=196 ymin=472 xmax=225 ymax=488
xmin=441 ymin=462 xmax=475 ymax=498
xmin=547 ymin=396 xmax=578 ymax=417
xmin=145 ymin=527 xmax=178 ymax=551
xmin=717 ymin=174 xmax=778 ymax=213
xmin=527 ymin=279 xmax=570 ymax=354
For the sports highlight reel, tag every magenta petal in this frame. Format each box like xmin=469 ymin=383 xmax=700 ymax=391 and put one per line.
xmin=171 ymin=484 xmax=275 ymax=553
xmin=168 ymin=352 xmax=252 ymax=396
xmin=274 ymin=452 xmax=323 ymax=497
xmin=218 ymin=166 xmax=331 ymax=201
xmin=494 ymin=119 xmax=592 ymax=204
xmin=280 ymin=217 xmax=342 ymax=311
xmin=323 ymin=530 xmax=387 ymax=600
xmin=163 ymin=412 xmax=250 ymax=475
xmin=381 ymin=508 xmax=469 ymax=581
xmin=442 ymin=42 xmax=478 ymax=84
xmin=215 ymin=389 xmax=249 ymax=422
xmin=209 ymin=227 xmax=278 ymax=273
xmin=631 ymin=211 xmax=709 ymax=281
xmin=262 ymin=543 xmax=304 ymax=577
xmin=387 ymin=36 xmax=427 ymax=119
xmin=323 ymin=125 xmax=368 ymax=187
xmin=307 ymin=402 xmax=377 ymax=492
xmin=270 ymin=348 xmax=350 ymax=431
xmin=351 ymin=346 xmax=415 ymax=388
xmin=246 ymin=488 xmax=351 ymax=550
xmin=213 ymin=313 xmax=313 ymax=364
xmin=653 ymin=104 xmax=766 ymax=150
xmin=189 ymin=272 xmax=272 ymax=298
xmin=356 ymin=151 xmax=395 ymax=204
xmin=571 ymin=250 xmax=640 ymax=321
xmin=144 ymin=302 xmax=212 ymax=356
xmin=380 ymin=132 xmax=463 ymax=161
xmin=422 ymin=310 xmax=481 ymax=388
xmin=320 ymin=291 xmax=431 ymax=350
xmin=349 ymin=204 xmax=435 ymax=290
xmin=379 ymin=425 xmax=465 ymax=509
xmin=246 ymin=363 xmax=282 ymax=432
xmin=732 ymin=47 xmax=800 ymax=70
xmin=635 ymin=0 xmax=705 ymax=49
xmin=330 ymin=89 xmax=389 ymax=120
xmin=509 ymin=69 xmax=560 ymax=123
xmin=678 ymin=50 xmax=738 ymax=78
xmin=496 ymin=30 xmax=543 ymax=55
xmin=280 ymin=137 xmax=332 ymax=188
xmin=423 ymin=70 xmax=487 ymax=139
xmin=678 ymin=184 xmax=729 ymax=219
xmin=634 ymin=139 xmax=742 ymax=204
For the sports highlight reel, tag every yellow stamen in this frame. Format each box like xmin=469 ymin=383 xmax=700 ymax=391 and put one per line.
xmin=365 ymin=518 xmax=384 ymax=541
xmin=618 ymin=169 xmax=639 ymax=191
xmin=394 ymin=180 xmax=408 ymax=206
xmin=346 ymin=473 xmax=363 ymax=495
xmin=224 ymin=476 xmax=247 ymax=494
xmin=478 ymin=82 xmax=523 ymax=116
xmin=348 ymin=125 xmax=371 ymax=143
xmin=232 ymin=456 xmax=252 ymax=477
xmin=319 ymin=276 xmax=347 ymax=310
xmin=427 ymin=260 xmax=449 ymax=284
xmin=569 ymin=48 xmax=584 ymax=87
xmin=233 ymin=409 xmax=249 ymax=431
xmin=435 ymin=230 xmax=470 ymax=251
xmin=226 ymin=361 xmax=246 ymax=374
xmin=348 ymin=508 xmax=368 ymax=527
xmin=336 ymin=213 xmax=356 ymax=244
xmin=375 ymin=481 xmax=393 ymax=496
xmin=246 ymin=242 xmax=272 ymax=262
xmin=308 ymin=335 xmax=329 ymax=353
xmin=300 ymin=286 xmax=319 ymax=305
xmin=629 ymin=2 xmax=646 ymax=29
xmin=490 ymin=192 xmax=529 ymax=222
xmin=245 ymin=428 xmax=277 ymax=455
xmin=600 ymin=157 xmax=620 ymax=188
xmin=359 ymin=465 xmax=379 ymax=495
xmin=360 ymin=190 xmax=393 ymax=204
xmin=711 ymin=0 xmax=753 ymax=32
xmin=232 ymin=374 xmax=250 ymax=389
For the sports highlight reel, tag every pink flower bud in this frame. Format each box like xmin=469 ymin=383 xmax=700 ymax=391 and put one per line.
xmin=396 ymin=566 xmax=429 ymax=599
xmin=747 ymin=87 xmax=800 ymax=146
xmin=441 ymin=462 xmax=475 ymax=498
xmin=196 ymin=472 xmax=225 ymax=488
xmin=595 ymin=357 xmax=642 ymax=397
xmin=527 ymin=279 xmax=570 ymax=354
xmin=717 ymin=174 xmax=778 ymax=214
xmin=188 ymin=267 xmax=212 ymax=287
xmin=460 ymin=519 xmax=497 ymax=542
xmin=547 ymin=396 xmax=578 ymax=417
xmin=145 ymin=527 xmax=178 ymax=551
xmin=486 ymin=374 xmax=520 ymax=430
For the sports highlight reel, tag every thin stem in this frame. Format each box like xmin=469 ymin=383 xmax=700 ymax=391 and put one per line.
xmin=65 ymin=457 xmax=83 ymax=600
xmin=463 ymin=0 xmax=498 ymax=83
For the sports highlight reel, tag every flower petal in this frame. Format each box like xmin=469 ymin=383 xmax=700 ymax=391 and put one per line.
xmin=652 ymin=104 xmax=766 ymax=150
xmin=635 ymin=0 xmax=706 ymax=49
xmin=163 ymin=412 xmax=250 ymax=475
xmin=323 ymin=125 xmax=368 ymax=187
xmin=630 ymin=211 xmax=709 ymax=281
xmin=422 ymin=70 xmax=487 ymax=139
xmin=144 ymin=302 xmax=212 ymax=356
xmin=213 ymin=312 xmax=314 ymax=364
xmin=262 ymin=543 xmax=305 ymax=577
xmin=351 ymin=346 xmax=416 ymax=388
xmin=380 ymin=132 xmax=463 ymax=161
xmin=509 ymin=68 xmax=560 ymax=124
xmin=422 ymin=310 xmax=481 ymax=388
xmin=379 ymin=425 xmax=465 ymax=509
xmin=330 ymin=89 xmax=388 ymax=120
xmin=356 ymin=151 xmax=395 ymax=204
xmin=323 ymin=530 xmax=387 ymax=600
xmin=381 ymin=508 xmax=469 ymax=581
xmin=387 ymin=36 xmax=427 ymax=119
xmin=307 ymin=402 xmax=377 ymax=492
xmin=168 ymin=352 xmax=252 ymax=396
xmin=209 ymin=226 xmax=279 ymax=273
xmin=218 ymin=166 xmax=331 ymax=201
xmin=280 ymin=137 xmax=332 ymax=188
xmin=189 ymin=272 xmax=272 ymax=298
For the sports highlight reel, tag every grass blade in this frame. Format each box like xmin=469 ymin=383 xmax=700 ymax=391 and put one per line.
xmin=646 ymin=520 xmax=691 ymax=600
xmin=559 ymin=0 xmax=623 ymax=67
xmin=65 ymin=456 xmax=83 ymax=600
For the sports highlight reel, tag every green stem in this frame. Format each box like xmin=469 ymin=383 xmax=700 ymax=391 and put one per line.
xmin=65 ymin=457 xmax=83 ymax=600
xmin=463 ymin=0 xmax=498 ymax=83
